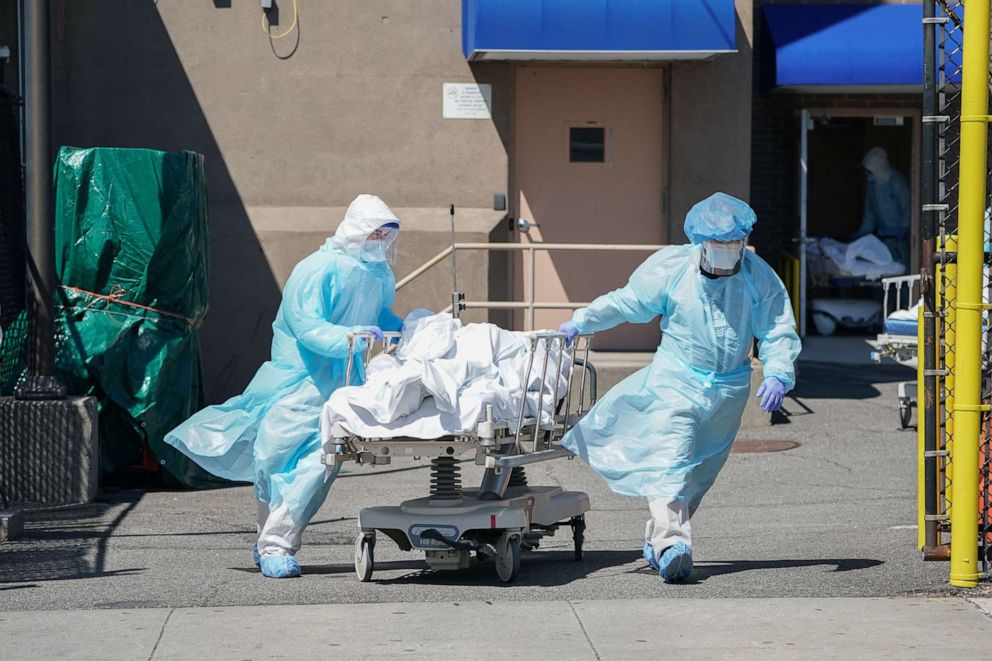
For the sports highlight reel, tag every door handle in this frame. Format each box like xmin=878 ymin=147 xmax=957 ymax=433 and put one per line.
xmin=516 ymin=218 xmax=540 ymax=232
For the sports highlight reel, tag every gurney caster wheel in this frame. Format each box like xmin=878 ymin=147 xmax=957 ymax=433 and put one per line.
xmin=355 ymin=532 xmax=375 ymax=582
xmin=571 ymin=515 xmax=586 ymax=562
xmin=495 ymin=532 xmax=522 ymax=584
xmin=899 ymin=401 xmax=913 ymax=429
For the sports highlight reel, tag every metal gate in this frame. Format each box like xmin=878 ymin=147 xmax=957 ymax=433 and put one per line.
xmin=921 ymin=0 xmax=992 ymax=584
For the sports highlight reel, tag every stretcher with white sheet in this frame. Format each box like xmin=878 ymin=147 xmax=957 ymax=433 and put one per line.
xmin=320 ymin=328 xmax=597 ymax=584
xmin=873 ymin=270 xmax=990 ymax=429
xmin=871 ymin=274 xmax=920 ymax=429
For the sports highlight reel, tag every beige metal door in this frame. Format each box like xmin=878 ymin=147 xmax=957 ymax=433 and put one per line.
xmin=513 ymin=66 xmax=665 ymax=351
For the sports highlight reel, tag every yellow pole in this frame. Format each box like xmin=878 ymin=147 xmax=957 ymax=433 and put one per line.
xmin=917 ymin=302 xmax=926 ymax=550
xmin=949 ymin=0 xmax=990 ymax=589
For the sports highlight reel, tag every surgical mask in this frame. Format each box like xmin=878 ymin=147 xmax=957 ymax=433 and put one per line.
xmin=702 ymin=240 xmax=745 ymax=272
xmin=360 ymin=226 xmax=399 ymax=265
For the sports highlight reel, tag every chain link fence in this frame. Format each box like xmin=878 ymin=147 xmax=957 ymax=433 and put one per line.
xmin=933 ymin=0 xmax=991 ymax=573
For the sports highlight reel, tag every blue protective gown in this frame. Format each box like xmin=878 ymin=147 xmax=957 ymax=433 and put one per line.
xmin=856 ymin=170 xmax=911 ymax=266
xmin=562 ymin=244 xmax=801 ymax=509
xmin=166 ymin=200 xmax=403 ymax=533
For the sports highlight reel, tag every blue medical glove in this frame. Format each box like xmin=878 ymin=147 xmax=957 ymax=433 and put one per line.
xmin=756 ymin=377 xmax=785 ymax=413
xmin=559 ymin=320 xmax=579 ymax=346
xmin=357 ymin=325 xmax=385 ymax=342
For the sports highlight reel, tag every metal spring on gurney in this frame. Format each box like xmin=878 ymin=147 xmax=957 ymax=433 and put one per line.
xmin=508 ymin=466 xmax=528 ymax=487
xmin=430 ymin=456 xmax=462 ymax=500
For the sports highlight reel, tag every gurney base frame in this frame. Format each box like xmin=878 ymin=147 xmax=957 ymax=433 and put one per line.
xmin=355 ymin=486 xmax=590 ymax=584
xmin=872 ymin=333 xmax=918 ymax=430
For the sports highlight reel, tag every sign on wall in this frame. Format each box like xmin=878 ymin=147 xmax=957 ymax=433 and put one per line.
xmin=442 ymin=83 xmax=493 ymax=119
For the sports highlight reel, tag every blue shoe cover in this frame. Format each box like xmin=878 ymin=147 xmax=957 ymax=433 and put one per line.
xmin=658 ymin=542 xmax=693 ymax=583
xmin=259 ymin=554 xmax=302 ymax=578
xmin=643 ymin=542 xmax=659 ymax=570
xmin=252 ymin=545 xmax=261 ymax=567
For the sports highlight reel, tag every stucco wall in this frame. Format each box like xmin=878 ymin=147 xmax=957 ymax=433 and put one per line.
xmin=45 ymin=1 xmax=511 ymax=400
xmin=5 ymin=0 xmax=769 ymax=400
xmin=668 ymin=0 xmax=754 ymax=243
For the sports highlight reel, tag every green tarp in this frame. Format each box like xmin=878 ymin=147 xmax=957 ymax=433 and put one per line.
xmin=48 ymin=146 xmax=226 ymax=488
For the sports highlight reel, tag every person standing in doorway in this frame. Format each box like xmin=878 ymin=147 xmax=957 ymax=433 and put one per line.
xmin=854 ymin=146 xmax=911 ymax=266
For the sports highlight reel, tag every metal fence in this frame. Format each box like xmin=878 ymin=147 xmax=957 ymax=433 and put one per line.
xmin=925 ymin=0 xmax=992 ymax=576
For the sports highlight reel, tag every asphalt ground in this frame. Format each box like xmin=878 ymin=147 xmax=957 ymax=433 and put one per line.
xmin=1 ymin=355 xmax=987 ymax=610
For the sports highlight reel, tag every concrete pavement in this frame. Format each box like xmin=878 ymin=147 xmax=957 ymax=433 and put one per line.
xmin=2 ymin=597 xmax=990 ymax=660
xmin=2 ymin=344 xmax=990 ymax=658
xmin=0 ymin=357 xmax=959 ymax=609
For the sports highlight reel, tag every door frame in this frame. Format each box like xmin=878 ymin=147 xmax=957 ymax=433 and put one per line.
xmin=798 ymin=105 xmax=922 ymax=336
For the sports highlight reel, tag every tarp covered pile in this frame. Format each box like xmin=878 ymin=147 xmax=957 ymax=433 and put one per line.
xmin=44 ymin=147 xmax=223 ymax=487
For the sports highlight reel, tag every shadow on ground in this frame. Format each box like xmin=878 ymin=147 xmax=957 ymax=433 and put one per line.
xmin=0 ymin=492 xmax=144 ymax=584
xmin=793 ymin=360 xmax=914 ymax=400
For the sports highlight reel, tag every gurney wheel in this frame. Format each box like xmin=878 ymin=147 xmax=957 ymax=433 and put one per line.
xmin=899 ymin=401 xmax=913 ymax=429
xmin=494 ymin=532 xmax=522 ymax=584
xmin=571 ymin=515 xmax=586 ymax=562
xmin=355 ymin=532 xmax=375 ymax=582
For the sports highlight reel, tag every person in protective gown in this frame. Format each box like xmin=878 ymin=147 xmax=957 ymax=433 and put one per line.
xmin=854 ymin=146 xmax=911 ymax=266
xmin=166 ymin=194 xmax=405 ymax=578
xmin=558 ymin=193 xmax=801 ymax=583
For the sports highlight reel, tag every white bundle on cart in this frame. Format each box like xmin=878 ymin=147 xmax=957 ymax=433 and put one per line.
xmin=320 ymin=313 xmax=570 ymax=443
xmin=809 ymin=235 xmax=906 ymax=281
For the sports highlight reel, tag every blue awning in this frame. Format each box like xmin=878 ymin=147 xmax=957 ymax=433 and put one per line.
xmin=462 ymin=0 xmax=736 ymax=62
xmin=762 ymin=4 xmax=923 ymax=91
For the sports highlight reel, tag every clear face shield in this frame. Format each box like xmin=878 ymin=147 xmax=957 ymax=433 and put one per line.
xmin=701 ymin=239 xmax=746 ymax=276
xmin=360 ymin=223 xmax=399 ymax=265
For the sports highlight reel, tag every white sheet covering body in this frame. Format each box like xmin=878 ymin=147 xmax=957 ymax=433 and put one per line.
xmin=811 ymin=235 xmax=906 ymax=280
xmin=319 ymin=314 xmax=570 ymax=444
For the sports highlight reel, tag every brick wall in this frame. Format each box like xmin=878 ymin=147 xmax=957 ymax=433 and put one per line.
xmin=749 ymin=0 xmax=922 ymax=261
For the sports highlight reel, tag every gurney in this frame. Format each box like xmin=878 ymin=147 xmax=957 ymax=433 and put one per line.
xmin=320 ymin=328 xmax=597 ymax=584
xmin=873 ymin=274 xmax=921 ymax=361
xmin=871 ymin=274 xmax=921 ymax=429
xmin=874 ymin=268 xmax=992 ymax=428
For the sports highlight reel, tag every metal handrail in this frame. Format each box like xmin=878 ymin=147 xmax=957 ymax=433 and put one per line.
xmin=396 ymin=241 xmax=666 ymax=329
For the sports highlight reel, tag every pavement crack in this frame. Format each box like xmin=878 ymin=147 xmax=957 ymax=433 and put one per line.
xmin=777 ymin=452 xmax=853 ymax=473
xmin=962 ymin=595 xmax=992 ymax=620
xmin=148 ymin=607 xmax=175 ymax=660
xmin=568 ymin=601 xmax=602 ymax=660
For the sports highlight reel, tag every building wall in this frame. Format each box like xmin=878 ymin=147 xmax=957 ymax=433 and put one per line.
xmin=749 ymin=0 xmax=922 ymax=262
xmin=0 ymin=87 xmax=23 ymax=331
xmin=3 ymin=0 xmax=768 ymax=398
xmin=0 ymin=2 xmax=24 ymax=330
xmin=668 ymin=0 xmax=754 ymax=243
xmin=45 ymin=1 xmax=511 ymax=401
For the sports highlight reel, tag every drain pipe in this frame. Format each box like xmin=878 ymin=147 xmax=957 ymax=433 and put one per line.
xmin=948 ymin=0 xmax=989 ymax=589
xmin=23 ymin=0 xmax=55 ymax=379
xmin=17 ymin=0 xmax=25 ymax=173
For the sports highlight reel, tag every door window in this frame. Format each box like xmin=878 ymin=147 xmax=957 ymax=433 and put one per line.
xmin=569 ymin=126 xmax=606 ymax=163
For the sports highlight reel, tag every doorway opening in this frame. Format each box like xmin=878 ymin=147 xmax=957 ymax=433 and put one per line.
xmin=798 ymin=111 xmax=918 ymax=343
